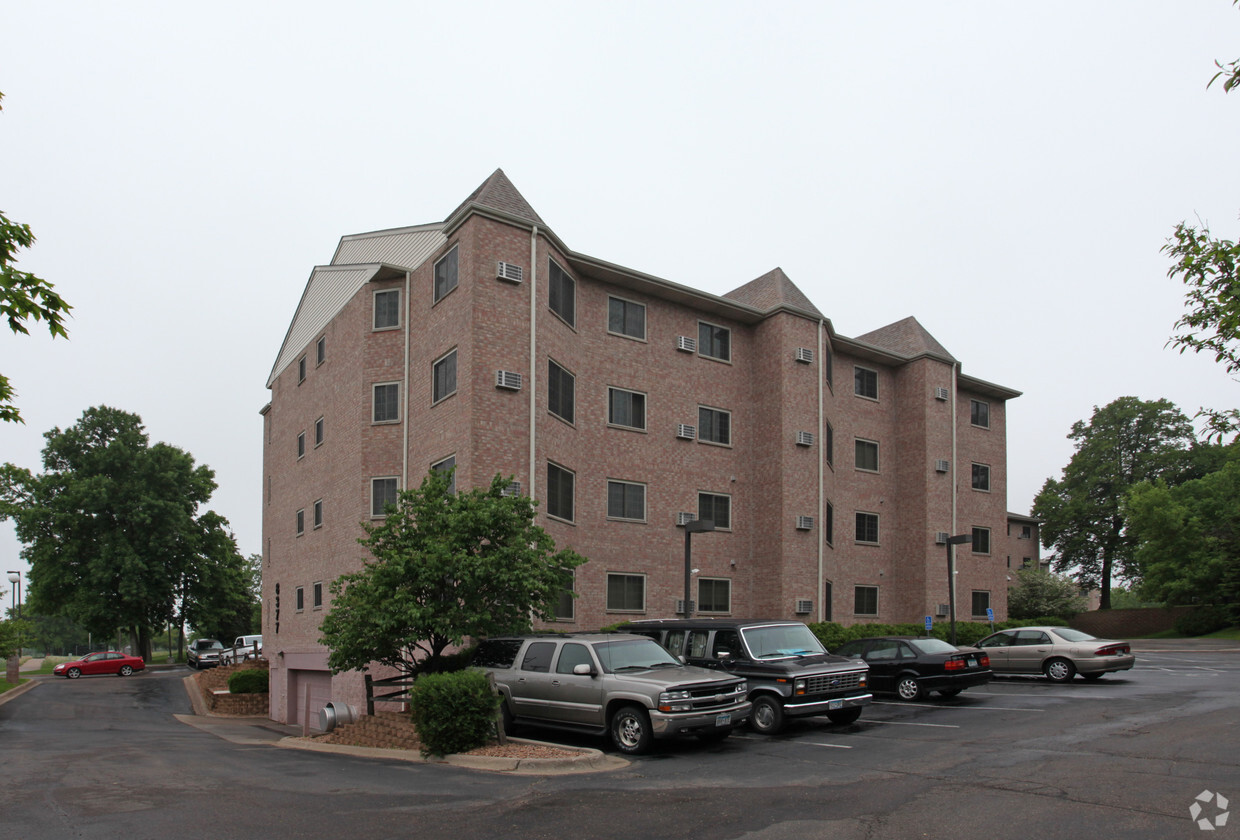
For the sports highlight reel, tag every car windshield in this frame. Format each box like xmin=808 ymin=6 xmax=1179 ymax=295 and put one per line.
xmin=592 ymin=638 xmax=682 ymax=672
xmin=741 ymin=624 xmax=827 ymax=659
xmin=1053 ymin=628 xmax=1098 ymax=643
xmin=907 ymin=638 xmax=960 ymax=655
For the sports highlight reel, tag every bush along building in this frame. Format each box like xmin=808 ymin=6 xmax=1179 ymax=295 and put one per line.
xmin=261 ymin=169 xmax=1021 ymax=726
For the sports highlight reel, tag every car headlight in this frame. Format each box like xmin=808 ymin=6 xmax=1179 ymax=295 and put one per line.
xmin=658 ymin=689 xmax=694 ymax=712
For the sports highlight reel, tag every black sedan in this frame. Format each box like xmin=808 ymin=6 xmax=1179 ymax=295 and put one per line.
xmin=833 ymin=636 xmax=992 ymax=700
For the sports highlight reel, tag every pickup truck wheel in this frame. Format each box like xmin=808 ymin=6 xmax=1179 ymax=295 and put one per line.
xmin=610 ymin=705 xmax=653 ymax=755
xmin=826 ymin=707 xmax=863 ymax=725
xmin=749 ymin=694 xmax=784 ymax=735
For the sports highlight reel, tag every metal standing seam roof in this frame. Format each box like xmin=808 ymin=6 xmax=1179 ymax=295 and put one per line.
xmin=266 ymin=225 xmax=446 ymax=388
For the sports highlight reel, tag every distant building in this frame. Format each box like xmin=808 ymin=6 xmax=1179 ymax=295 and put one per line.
xmin=260 ymin=170 xmax=1022 ymax=725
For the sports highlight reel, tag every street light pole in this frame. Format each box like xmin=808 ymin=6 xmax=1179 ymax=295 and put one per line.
xmin=6 ymin=571 xmax=21 ymax=684
xmin=682 ymin=520 xmax=716 ymax=619
xmin=944 ymin=535 xmax=972 ymax=645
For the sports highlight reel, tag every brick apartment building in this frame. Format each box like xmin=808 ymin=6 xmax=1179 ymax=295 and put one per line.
xmin=261 ymin=169 xmax=1022 ymax=725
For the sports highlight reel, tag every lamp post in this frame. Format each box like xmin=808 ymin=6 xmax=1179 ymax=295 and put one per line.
xmin=6 ymin=571 xmax=20 ymax=684
xmin=682 ymin=520 xmax=716 ymax=618
xmin=944 ymin=535 xmax=972 ymax=645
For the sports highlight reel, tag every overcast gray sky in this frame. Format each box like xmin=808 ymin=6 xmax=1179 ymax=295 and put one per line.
xmin=3 ymin=2 xmax=1238 ymax=585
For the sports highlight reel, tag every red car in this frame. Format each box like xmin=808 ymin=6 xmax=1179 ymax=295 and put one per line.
xmin=53 ymin=651 xmax=146 ymax=679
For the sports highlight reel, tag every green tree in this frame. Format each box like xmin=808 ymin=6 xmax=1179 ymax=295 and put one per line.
xmin=1126 ymin=446 xmax=1240 ymax=617
xmin=0 ymin=406 xmax=248 ymax=659
xmin=1 ymin=92 xmax=73 ymax=425
xmin=320 ymin=469 xmax=586 ymax=677
xmin=1032 ymin=397 xmax=1194 ymax=608
xmin=1006 ymin=568 xmax=1088 ymax=620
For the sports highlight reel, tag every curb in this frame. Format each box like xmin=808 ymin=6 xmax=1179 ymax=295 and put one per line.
xmin=0 ymin=676 xmax=41 ymax=708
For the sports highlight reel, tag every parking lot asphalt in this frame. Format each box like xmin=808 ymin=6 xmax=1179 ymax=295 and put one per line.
xmin=3 ymin=644 xmax=1238 ymax=839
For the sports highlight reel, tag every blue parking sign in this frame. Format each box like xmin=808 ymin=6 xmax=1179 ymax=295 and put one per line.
xmin=924 ymin=616 xmax=933 ymax=633
xmin=986 ymin=608 xmax=994 ymax=621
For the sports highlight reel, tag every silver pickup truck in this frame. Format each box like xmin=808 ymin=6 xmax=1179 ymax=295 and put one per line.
xmin=473 ymin=633 xmax=752 ymax=754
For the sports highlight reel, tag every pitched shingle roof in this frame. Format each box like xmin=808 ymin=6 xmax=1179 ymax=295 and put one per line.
xmin=854 ymin=316 xmax=956 ymax=362
xmin=445 ymin=168 xmax=545 ymax=227
xmin=723 ymin=268 xmax=823 ymax=318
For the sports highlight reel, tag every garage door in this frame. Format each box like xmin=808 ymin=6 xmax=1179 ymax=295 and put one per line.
xmin=290 ymin=670 xmax=333 ymax=731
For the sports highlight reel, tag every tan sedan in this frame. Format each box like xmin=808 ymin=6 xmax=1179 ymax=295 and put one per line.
xmin=975 ymin=626 xmax=1135 ymax=683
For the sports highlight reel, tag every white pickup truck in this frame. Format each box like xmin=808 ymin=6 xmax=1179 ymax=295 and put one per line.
xmin=219 ymin=634 xmax=263 ymax=665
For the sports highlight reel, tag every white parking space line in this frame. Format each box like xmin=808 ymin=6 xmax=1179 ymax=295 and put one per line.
xmin=865 ymin=719 xmax=960 ymax=729
xmin=804 ymin=742 xmax=853 ymax=749
xmin=872 ymin=699 xmax=1044 ymax=712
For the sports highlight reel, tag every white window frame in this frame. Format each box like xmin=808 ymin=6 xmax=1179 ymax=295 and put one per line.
xmin=316 ymin=335 xmax=326 ymax=366
xmin=972 ymin=462 xmax=991 ymax=492
xmin=608 ymin=387 xmax=647 ymax=431
xmin=547 ymin=461 xmax=575 ymax=523
xmin=432 ymin=455 xmax=457 ymax=494
xmin=295 ymin=509 xmax=305 ymax=536
xmin=698 ymin=491 xmax=732 ymax=531
xmin=314 ymin=416 xmax=325 ymax=447
xmin=433 ymin=244 xmax=459 ymax=303
xmin=548 ymin=258 xmax=576 ymax=328
xmin=373 ymin=288 xmax=401 ymax=331
xmin=972 ymin=526 xmax=991 ymax=555
xmin=606 ymin=572 xmax=646 ymax=613
xmin=971 ymin=399 xmax=991 ymax=429
xmin=370 ymin=476 xmax=398 ymax=518
xmin=856 ymin=511 xmax=880 ymax=545
xmin=548 ymin=359 xmax=575 ymax=425
xmin=697 ymin=405 xmax=732 ymax=446
xmin=697 ymin=320 xmax=731 ymax=362
xmin=854 ymin=365 xmax=878 ymax=400
xmin=313 ymin=499 xmax=323 ymax=529
xmin=606 ymin=479 xmax=647 ymax=522
xmin=855 ymin=438 xmax=879 ymax=472
xmin=854 ymin=585 xmax=879 ymax=616
xmin=372 ymin=382 xmax=401 ymax=424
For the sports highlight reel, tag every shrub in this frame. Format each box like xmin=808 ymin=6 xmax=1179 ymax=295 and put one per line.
xmin=1175 ymin=605 xmax=1233 ymax=637
xmin=409 ymin=669 xmax=500 ymax=757
xmin=419 ymin=644 xmax=476 ymax=675
xmin=227 ymin=669 xmax=269 ymax=694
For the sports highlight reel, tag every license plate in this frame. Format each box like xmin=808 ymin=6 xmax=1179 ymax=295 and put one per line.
xmin=967 ymin=657 xmax=978 ymax=667
xmin=828 ymin=699 xmax=843 ymax=710
xmin=715 ymin=713 xmax=731 ymax=727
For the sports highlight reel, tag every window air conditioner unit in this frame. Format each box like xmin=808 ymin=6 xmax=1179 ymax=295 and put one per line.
xmin=676 ymin=424 xmax=696 ymax=440
xmin=794 ymin=599 xmax=813 ymax=615
xmin=934 ymin=459 xmax=950 ymax=473
xmin=935 ymin=532 xmax=950 ymax=545
xmin=676 ymin=335 xmax=697 ymax=353
xmin=501 ymin=481 xmax=521 ymax=497
xmin=795 ymin=347 xmax=814 ymax=364
xmin=796 ymin=515 xmax=814 ymax=530
xmin=796 ymin=431 xmax=814 ymax=447
xmin=495 ymin=370 xmax=523 ymax=390
xmin=496 ymin=261 xmax=523 ymax=283
xmin=934 ymin=387 xmax=950 ymax=401
xmin=676 ymin=512 xmax=696 ymax=527
xmin=936 ymin=604 xmax=950 ymax=617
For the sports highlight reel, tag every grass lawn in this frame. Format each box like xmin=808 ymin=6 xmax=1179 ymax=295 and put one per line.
xmin=0 ymin=676 xmax=30 ymax=694
xmin=1138 ymin=626 xmax=1240 ymax=640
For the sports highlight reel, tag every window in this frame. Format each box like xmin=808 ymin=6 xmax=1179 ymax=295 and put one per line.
xmin=855 ymin=438 xmax=879 ymax=472
xmin=856 ymin=511 xmax=879 ymax=544
xmin=854 ymin=585 xmax=879 ymax=616
xmin=608 ymin=296 xmax=646 ymax=340
xmin=825 ymin=345 xmax=834 ymax=388
xmin=548 ymin=360 xmax=575 ymax=424
xmin=826 ymin=423 xmax=834 ymax=467
xmin=698 ymin=492 xmax=731 ymax=530
xmin=972 ymin=463 xmax=991 ymax=491
xmin=854 ymin=366 xmax=878 ymax=399
xmin=373 ymin=289 xmax=400 ymax=330
xmin=825 ymin=501 xmax=834 ymax=545
xmin=520 ymin=642 xmax=556 ymax=673
xmin=433 ymin=349 xmax=457 ymax=403
xmin=698 ymin=578 xmax=731 ymax=614
xmin=698 ymin=321 xmax=731 ymax=362
xmin=432 ymin=456 xmax=456 ymax=494
xmin=433 ymin=245 xmax=459 ymax=303
xmin=371 ymin=477 xmax=398 ymax=517
xmin=314 ymin=417 xmax=324 ymax=447
xmin=971 ymin=399 xmax=990 ymax=429
xmin=971 ymin=591 xmax=990 ymax=617
xmin=972 ymin=526 xmax=991 ymax=554
xmin=549 ymin=259 xmax=575 ymax=327
xmin=547 ymin=462 xmax=574 ymax=522
xmin=297 ymin=355 xmax=307 ymax=384
xmin=555 ymin=569 xmax=575 ymax=621
xmin=313 ymin=499 xmax=323 ymax=529
xmin=296 ymin=432 xmax=305 ymax=459
xmin=556 ymin=643 xmax=593 ymax=674
xmin=606 ymin=573 xmax=645 ymax=611
xmin=698 ymin=406 xmax=731 ymax=445
xmin=373 ymin=382 xmax=400 ymax=423
xmin=295 ymin=586 xmax=304 ymax=612
xmin=607 ymin=480 xmax=646 ymax=521
xmin=295 ymin=509 xmax=305 ymax=536
xmin=1020 ymin=525 xmax=1032 ymax=539
xmin=608 ymin=388 xmax=646 ymax=430
xmin=316 ymin=336 xmax=326 ymax=366
xmin=313 ymin=581 xmax=323 ymax=609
